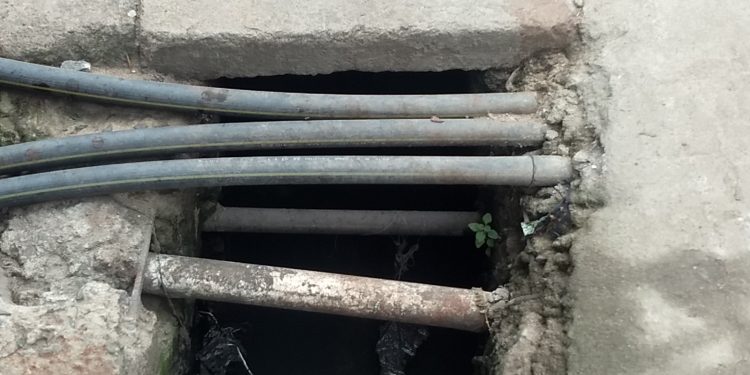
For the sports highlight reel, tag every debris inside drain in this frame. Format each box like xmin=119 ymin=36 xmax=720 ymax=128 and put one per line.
xmin=521 ymin=186 xmax=571 ymax=237
xmin=197 ymin=312 xmax=254 ymax=375
xmin=376 ymin=322 xmax=430 ymax=375
xmin=375 ymin=237 xmax=429 ymax=375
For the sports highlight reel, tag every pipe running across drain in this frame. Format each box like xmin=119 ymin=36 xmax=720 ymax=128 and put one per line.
xmin=202 ymin=205 xmax=480 ymax=236
xmin=143 ymin=254 xmax=503 ymax=332
xmin=0 ymin=118 xmax=547 ymax=174
xmin=0 ymin=155 xmax=572 ymax=208
xmin=0 ymin=57 xmax=537 ymax=119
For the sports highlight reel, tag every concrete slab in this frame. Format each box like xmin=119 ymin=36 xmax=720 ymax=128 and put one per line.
xmin=0 ymin=0 xmax=138 ymax=66
xmin=570 ymin=1 xmax=750 ymax=374
xmin=139 ymin=0 xmax=577 ymax=79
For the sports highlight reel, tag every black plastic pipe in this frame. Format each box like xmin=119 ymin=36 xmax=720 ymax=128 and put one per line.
xmin=202 ymin=205 xmax=481 ymax=236
xmin=0 ymin=118 xmax=546 ymax=174
xmin=0 ymin=57 xmax=537 ymax=119
xmin=0 ymin=155 xmax=572 ymax=208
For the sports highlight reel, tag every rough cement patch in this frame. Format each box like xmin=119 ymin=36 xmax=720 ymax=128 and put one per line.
xmin=0 ymin=0 xmax=139 ymax=66
xmin=0 ymin=195 xmax=196 ymax=374
xmin=0 ymin=199 xmax=150 ymax=304
xmin=139 ymin=0 xmax=576 ymax=79
xmin=0 ymin=191 xmax=197 ymax=305
xmin=0 ymin=281 xmax=156 ymax=375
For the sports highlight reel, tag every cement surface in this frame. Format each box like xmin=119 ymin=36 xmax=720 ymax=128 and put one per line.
xmin=0 ymin=0 xmax=138 ymax=66
xmin=143 ymin=0 xmax=574 ymax=79
xmin=569 ymin=1 xmax=750 ymax=374
xmin=1 ymin=0 xmax=575 ymax=79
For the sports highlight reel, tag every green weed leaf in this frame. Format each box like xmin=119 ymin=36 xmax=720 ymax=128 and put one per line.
xmin=487 ymin=229 xmax=499 ymax=239
xmin=468 ymin=223 xmax=484 ymax=232
xmin=482 ymin=213 xmax=492 ymax=224
xmin=475 ymin=231 xmax=486 ymax=248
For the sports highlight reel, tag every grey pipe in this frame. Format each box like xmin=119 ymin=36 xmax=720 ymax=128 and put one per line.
xmin=202 ymin=205 xmax=480 ymax=236
xmin=0 ymin=155 xmax=572 ymax=208
xmin=143 ymin=254 xmax=496 ymax=331
xmin=0 ymin=57 xmax=537 ymax=119
xmin=0 ymin=118 xmax=546 ymax=174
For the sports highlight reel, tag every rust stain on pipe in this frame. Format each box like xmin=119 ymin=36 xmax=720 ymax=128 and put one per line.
xmin=143 ymin=254 xmax=496 ymax=332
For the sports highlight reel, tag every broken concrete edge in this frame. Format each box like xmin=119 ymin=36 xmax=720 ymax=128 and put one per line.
xmin=142 ymin=296 xmax=193 ymax=375
xmin=478 ymin=52 xmax=605 ymax=374
xmin=0 ymin=143 xmax=199 ymax=374
xmin=0 ymin=0 xmax=578 ymax=80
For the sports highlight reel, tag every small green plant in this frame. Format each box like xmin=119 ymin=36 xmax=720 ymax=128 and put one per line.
xmin=468 ymin=213 xmax=500 ymax=250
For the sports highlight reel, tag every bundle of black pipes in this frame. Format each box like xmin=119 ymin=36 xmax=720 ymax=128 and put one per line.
xmin=0 ymin=58 xmax=571 ymax=207
xmin=0 ymin=58 xmax=571 ymax=373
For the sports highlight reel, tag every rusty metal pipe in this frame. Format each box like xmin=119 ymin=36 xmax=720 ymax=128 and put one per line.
xmin=143 ymin=254 xmax=492 ymax=331
xmin=0 ymin=155 xmax=573 ymax=208
xmin=202 ymin=205 xmax=480 ymax=236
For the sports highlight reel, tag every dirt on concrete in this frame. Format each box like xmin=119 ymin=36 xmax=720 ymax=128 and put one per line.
xmin=479 ymin=52 xmax=605 ymax=375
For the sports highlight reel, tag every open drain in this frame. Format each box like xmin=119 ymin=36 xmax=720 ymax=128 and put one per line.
xmin=187 ymin=182 xmax=495 ymax=375
xmin=137 ymin=72 xmax=555 ymax=375
xmin=0 ymin=60 xmax=571 ymax=375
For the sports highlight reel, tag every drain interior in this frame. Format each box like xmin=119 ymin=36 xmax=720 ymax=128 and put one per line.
xmin=210 ymin=70 xmax=489 ymax=95
xmin=191 ymin=70 xmax=523 ymax=375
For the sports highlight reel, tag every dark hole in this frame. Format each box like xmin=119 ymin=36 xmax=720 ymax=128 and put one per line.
xmin=210 ymin=70 xmax=489 ymax=95
xmin=194 ymin=228 xmax=490 ymax=375
xmin=189 ymin=70 xmax=515 ymax=375
xmin=219 ymin=185 xmax=482 ymax=211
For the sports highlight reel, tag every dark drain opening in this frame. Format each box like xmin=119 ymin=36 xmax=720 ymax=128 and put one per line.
xmin=195 ymin=184 xmax=494 ymax=375
xmin=189 ymin=70 xmax=520 ymax=375
xmin=210 ymin=70 xmax=490 ymax=95
xmin=196 ymin=232 xmax=488 ymax=375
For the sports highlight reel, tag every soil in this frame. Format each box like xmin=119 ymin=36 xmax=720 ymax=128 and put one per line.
xmin=479 ymin=52 xmax=605 ymax=375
